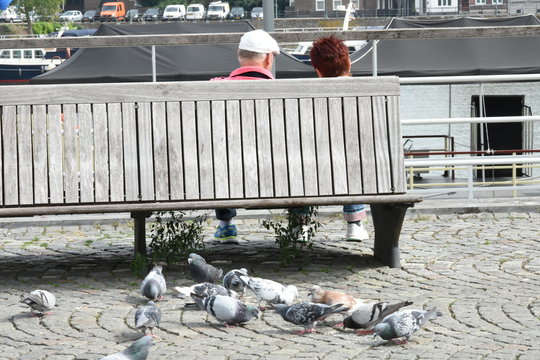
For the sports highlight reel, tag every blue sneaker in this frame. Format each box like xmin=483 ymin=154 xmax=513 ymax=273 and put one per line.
xmin=214 ymin=225 xmax=239 ymax=244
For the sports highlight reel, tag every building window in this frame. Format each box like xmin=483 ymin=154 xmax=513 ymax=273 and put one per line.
xmin=438 ymin=0 xmax=452 ymax=5
xmin=334 ymin=0 xmax=342 ymax=10
xmin=316 ymin=0 xmax=325 ymax=11
xmin=289 ymin=0 xmax=295 ymax=6
xmin=493 ymin=0 xmax=503 ymax=4
xmin=475 ymin=0 xmax=486 ymax=4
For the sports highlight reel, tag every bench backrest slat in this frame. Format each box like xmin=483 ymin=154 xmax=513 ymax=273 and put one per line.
xmin=0 ymin=77 xmax=404 ymax=207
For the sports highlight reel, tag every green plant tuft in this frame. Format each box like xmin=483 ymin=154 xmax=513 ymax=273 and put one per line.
xmin=130 ymin=253 xmax=149 ymax=278
xmin=262 ymin=207 xmax=321 ymax=265
xmin=145 ymin=210 xmax=208 ymax=266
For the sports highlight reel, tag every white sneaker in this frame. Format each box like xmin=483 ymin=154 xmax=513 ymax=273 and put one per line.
xmin=346 ymin=222 xmax=369 ymax=241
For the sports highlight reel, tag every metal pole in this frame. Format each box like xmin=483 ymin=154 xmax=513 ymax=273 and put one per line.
xmin=152 ymin=45 xmax=156 ymax=82
xmin=372 ymin=40 xmax=378 ymax=77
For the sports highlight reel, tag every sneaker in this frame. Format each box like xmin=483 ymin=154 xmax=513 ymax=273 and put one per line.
xmin=214 ymin=225 xmax=239 ymax=244
xmin=346 ymin=222 xmax=369 ymax=242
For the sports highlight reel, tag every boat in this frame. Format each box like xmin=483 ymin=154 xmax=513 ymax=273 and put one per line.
xmin=0 ymin=48 xmax=64 ymax=84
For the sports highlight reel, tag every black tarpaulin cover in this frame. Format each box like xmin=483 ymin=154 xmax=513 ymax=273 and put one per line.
xmin=350 ymin=14 xmax=540 ymax=77
xmin=32 ymin=21 xmax=314 ymax=84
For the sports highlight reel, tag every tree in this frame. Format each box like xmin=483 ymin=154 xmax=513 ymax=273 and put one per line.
xmin=13 ymin=0 xmax=63 ymax=34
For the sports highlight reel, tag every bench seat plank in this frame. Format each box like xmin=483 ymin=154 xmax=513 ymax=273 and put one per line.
xmin=166 ymin=102 xmax=184 ymax=200
xmin=93 ymin=104 xmax=110 ymax=202
xmin=197 ymin=101 xmax=214 ymax=200
xmin=78 ymin=104 xmax=94 ymax=203
xmin=18 ymin=105 xmax=33 ymax=205
xmin=32 ymin=105 xmax=48 ymax=204
xmin=255 ymin=99 xmax=274 ymax=198
xmin=153 ymin=102 xmax=169 ymax=200
xmin=269 ymin=99 xmax=289 ymax=197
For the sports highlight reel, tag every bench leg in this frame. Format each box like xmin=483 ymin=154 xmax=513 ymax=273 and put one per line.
xmin=131 ymin=211 xmax=152 ymax=257
xmin=370 ymin=203 xmax=414 ymax=269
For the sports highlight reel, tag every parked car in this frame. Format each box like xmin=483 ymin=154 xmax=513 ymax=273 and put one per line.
xmin=59 ymin=10 xmax=83 ymax=22
xmin=250 ymin=7 xmax=263 ymax=20
xmin=82 ymin=9 xmax=99 ymax=23
xmin=126 ymin=8 xmax=142 ymax=22
xmin=186 ymin=4 xmax=205 ymax=20
xmin=162 ymin=4 xmax=186 ymax=21
xmin=143 ymin=8 xmax=163 ymax=22
xmin=230 ymin=6 xmax=245 ymax=20
xmin=0 ymin=7 xmax=22 ymax=23
xmin=21 ymin=10 xmax=40 ymax=22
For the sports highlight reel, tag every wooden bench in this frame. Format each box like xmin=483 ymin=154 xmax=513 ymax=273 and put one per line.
xmin=0 ymin=76 xmax=420 ymax=268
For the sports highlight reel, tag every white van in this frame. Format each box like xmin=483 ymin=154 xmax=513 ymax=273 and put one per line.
xmin=186 ymin=4 xmax=205 ymax=20
xmin=162 ymin=4 xmax=186 ymax=21
xmin=207 ymin=1 xmax=230 ymax=20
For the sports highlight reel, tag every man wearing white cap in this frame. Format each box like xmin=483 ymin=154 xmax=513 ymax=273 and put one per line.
xmin=211 ymin=29 xmax=280 ymax=243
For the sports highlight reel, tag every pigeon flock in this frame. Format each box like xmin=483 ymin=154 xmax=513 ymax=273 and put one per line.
xmin=20 ymin=252 xmax=442 ymax=359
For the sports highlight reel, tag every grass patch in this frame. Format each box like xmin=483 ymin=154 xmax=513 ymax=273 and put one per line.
xmin=84 ymin=240 xmax=93 ymax=247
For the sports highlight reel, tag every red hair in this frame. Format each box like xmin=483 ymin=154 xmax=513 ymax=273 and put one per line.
xmin=309 ymin=36 xmax=351 ymax=77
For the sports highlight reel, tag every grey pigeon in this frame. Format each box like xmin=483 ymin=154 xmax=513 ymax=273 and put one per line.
xmin=175 ymin=282 xmax=238 ymax=300
xmin=191 ymin=293 xmax=259 ymax=326
xmin=222 ymin=268 xmax=248 ymax=294
xmin=274 ymin=302 xmax=349 ymax=334
xmin=373 ymin=307 xmax=443 ymax=344
xmin=140 ymin=264 xmax=167 ymax=301
xmin=20 ymin=289 xmax=56 ymax=316
xmin=188 ymin=253 xmax=223 ymax=283
xmin=235 ymin=271 xmax=298 ymax=310
xmin=343 ymin=300 xmax=413 ymax=334
xmin=99 ymin=335 xmax=152 ymax=360
xmin=134 ymin=301 xmax=161 ymax=336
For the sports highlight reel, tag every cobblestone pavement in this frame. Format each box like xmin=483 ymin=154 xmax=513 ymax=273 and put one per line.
xmin=0 ymin=209 xmax=539 ymax=359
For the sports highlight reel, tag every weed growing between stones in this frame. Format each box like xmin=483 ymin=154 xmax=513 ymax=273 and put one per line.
xmin=130 ymin=211 xmax=208 ymax=276
xmin=262 ymin=207 xmax=321 ymax=265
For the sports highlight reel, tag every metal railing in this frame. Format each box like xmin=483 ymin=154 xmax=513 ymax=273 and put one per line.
xmin=400 ymin=74 xmax=540 ymax=199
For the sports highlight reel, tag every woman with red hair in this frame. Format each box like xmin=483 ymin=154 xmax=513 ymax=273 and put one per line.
xmin=308 ymin=36 xmax=369 ymax=241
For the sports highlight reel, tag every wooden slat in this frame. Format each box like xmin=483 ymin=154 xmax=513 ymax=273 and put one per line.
xmin=314 ymin=98 xmax=332 ymax=196
xmin=32 ymin=105 xmax=48 ymax=204
xmin=328 ymin=98 xmax=348 ymax=195
xmin=372 ymin=96 xmax=392 ymax=193
xmin=166 ymin=102 xmax=184 ymax=200
xmin=212 ymin=100 xmax=228 ymax=199
xmin=285 ymin=99 xmax=303 ymax=196
xmin=0 ymin=107 xmax=2 ymax=205
xmin=387 ymin=95 xmax=406 ymax=193
xmin=153 ymin=102 xmax=169 ymax=200
xmin=299 ymin=98 xmax=318 ymax=196
xmin=93 ymin=104 xmax=109 ymax=202
xmin=269 ymin=99 xmax=289 ymax=197
xmin=138 ymin=102 xmax=154 ymax=201
xmin=197 ymin=101 xmax=214 ymax=199
xmin=2 ymin=77 xmax=401 ymax=106
xmin=358 ymin=97 xmax=377 ymax=194
xmin=182 ymin=101 xmax=199 ymax=199
xmin=255 ymin=99 xmax=273 ymax=198
xmin=108 ymin=103 xmax=124 ymax=202
xmin=63 ymin=104 xmax=78 ymax=203
xmin=241 ymin=100 xmax=258 ymax=198
xmin=47 ymin=105 xmax=63 ymax=203
xmin=2 ymin=106 xmax=18 ymax=205
xmin=226 ymin=100 xmax=243 ymax=198
xmin=123 ymin=103 xmax=139 ymax=201
xmin=343 ymin=97 xmax=363 ymax=194
xmin=78 ymin=104 xmax=94 ymax=203
xmin=17 ymin=105 xmax=33 ymax=204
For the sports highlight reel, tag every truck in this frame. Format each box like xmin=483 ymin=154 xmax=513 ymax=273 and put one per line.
xmin=100 ymin=1 xmax=126 ymax=22
xmin=186 ymin=4 xmax=205 ymax=20
xmin=206 ymin=1 xmax=229 ymax=20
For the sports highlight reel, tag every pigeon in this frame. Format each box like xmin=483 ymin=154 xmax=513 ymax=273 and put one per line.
xmin=175 ymin=282 xmax=238 ymax=309
xmin=20 ymin=289 xmax=56 ymax=316
xmin=307 ymin=285 xmax=360 ymax=311
xmin=188 ymin=253 xmax=223 ymax=283
xmin=99 ymin=335 xmax=153 ymax=360
xmin=373 ymin=307 xmax=443 ymax=344
xmin=140 ymin=264 xmax=167 ymax=301
xmin=191 ymin=293 xmax=259 ymax=327
xmin=222 ymin=268 xmax=248 ymax=294
xmin=274 ymin=302 xmax=349 ymax=334
xmin=134 ymin=301 xmax=162 ymax=337
xmin=343 ymin=300 xmax=413 ymax=334
xmin=235 ymin=271 xmax=298 ymax=310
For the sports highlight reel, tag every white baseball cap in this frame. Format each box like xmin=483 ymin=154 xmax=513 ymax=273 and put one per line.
xmin=238 ymin=29 xmax=280 ymax=55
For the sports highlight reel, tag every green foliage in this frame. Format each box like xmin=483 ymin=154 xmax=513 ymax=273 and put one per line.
xmin=262 ymin=207 xmax=321 ymax=265
xmin=13 ymin=0 xmax=63 ymax=22
xmin=130 ymin=253 xmax=149 ymax=278
xmin=148 ymin=210 xmax=208 ymax=265
xmin=0 ymin=24 xmax=13 ymax=34
xmin=31 ymin=21 xmax=61 ymax=34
